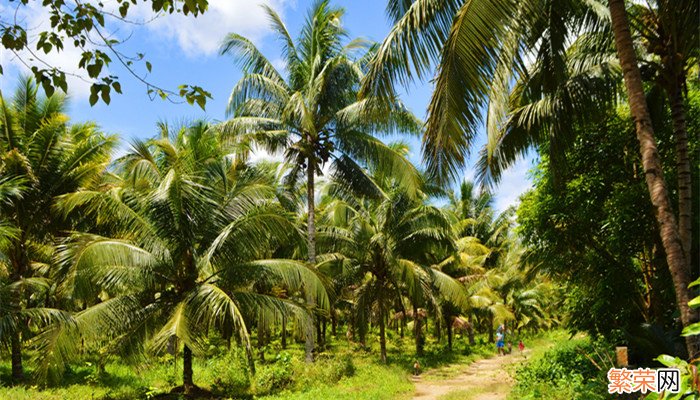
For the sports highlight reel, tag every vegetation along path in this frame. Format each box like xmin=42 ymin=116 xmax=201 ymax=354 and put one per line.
xmin=411 ymin=351 xmax=530 ymax=400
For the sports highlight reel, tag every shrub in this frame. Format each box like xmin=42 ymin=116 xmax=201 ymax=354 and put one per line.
xmin=254 ymin=353 xmax=294 ymax=395
xmin=510 ymin=336 xmax=611 ymax=400
xmin=208 ymin=349 xmax=252 ymax=396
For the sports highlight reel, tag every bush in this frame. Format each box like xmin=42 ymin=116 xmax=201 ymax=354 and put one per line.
xmin=254 ymin=354 xmax=294 ymax=395
xmin=208 ymin=349 xmax=252 ymax=396
xmin=292 ymin=353 xmax=356 ymax=391
xmin=510 ymin=336 xmax=611 ymax=400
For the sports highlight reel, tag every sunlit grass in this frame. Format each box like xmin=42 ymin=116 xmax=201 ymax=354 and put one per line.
xmin=0 ymin=331 xmax=556 ymax=399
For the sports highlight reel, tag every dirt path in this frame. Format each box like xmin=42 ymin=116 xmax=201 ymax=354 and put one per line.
xmin=411 ymin=351 xmax=529 ymax=400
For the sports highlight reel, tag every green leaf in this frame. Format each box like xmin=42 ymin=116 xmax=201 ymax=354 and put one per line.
xmin=89 ymin=88 xmax=99 ymax=106
xmin=41 ymin=79 xmax=55 ymax=97
xmin=195 ymin=95 xmax=206 ymax=110
xmin=689 ymin=277 xmax=700 ymax=288
xmin=655 ymin=354 xmax=687 ymax=368
xmin=689 ymin=295 xmax=700 ymax=309
xmin=681 ymin=321 xmax=700 ymax=337
xmin=119 ymin=2 xmax=129 ymax=17
xmin=101 ymin=86 xmax=111 ymax=104
xmin=145 ymin=61 xmax=152 ymax=73
xmin=86 ymin=63 xmax=101 ymax=78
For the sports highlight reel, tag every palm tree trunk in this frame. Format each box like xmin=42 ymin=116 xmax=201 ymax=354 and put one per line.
xmin=668 ymin=83 xmax=692 ymax=264
xmin=467 ymin=316 xmax=475 ymax=345
xmin=11 ymin=331 xmax=24 ymax=382
xmin=258 ymin=318 xmax=266 ymax=362
xmin=413 ymin=305 xmax=424 ymax=356
xmin=331 ymin=309 xmax=337 ymax=337
xmin=446 ymin=316 xmax=453 ymax=351
xmin=307 ymin=156 xmax=317 ymax=264
xmin=609 ymin=0 xmax=699 ymax=358
xmin=379 ymin=306 xmax=387 ymax=363
xmin=281 ymin=315 xmax=287 ymax=349
xmin=183 ymin=345 xmax=194 ymax=393
xmin=305 ymin=155 xmax=316 ymax=362
xmin=10 ymin=249 xmax=25 ymax=384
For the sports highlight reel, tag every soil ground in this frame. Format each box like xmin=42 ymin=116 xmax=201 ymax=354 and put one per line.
xmin=411 ymin=350 xmax=530 ymax=400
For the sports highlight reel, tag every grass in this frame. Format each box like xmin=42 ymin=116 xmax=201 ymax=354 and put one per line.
xmin=507 ymin=331 xmax=612 ymax=400
xmin=261 ymin=359 xmax=413 ymax=400
xmin=437 ymin=387 xmax=487 ymax=400
xmin=0 ymin=330 xmax=555 ymax=399
xmin=0 ymin=330 xmax=494 ymax=400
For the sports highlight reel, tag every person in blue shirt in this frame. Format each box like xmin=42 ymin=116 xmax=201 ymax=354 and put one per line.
xmin=496 ymin=331 xmax=505 ymax=355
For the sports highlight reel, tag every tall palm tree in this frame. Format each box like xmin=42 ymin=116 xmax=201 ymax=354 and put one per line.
xmin=608 ymin=0 xmax=698 ymax=357
xmin=627 ymin=0 xmax=699 ymax=268
xmin=317 ymin=155 xmax=467 ymax=362
xmin=364 ymin=0 xmax=698 ymax=357
xmin=0 ymin=78 xmax=116 ymax=382
xmin=219 ymin=0 xmax=421 ymax=360
xmin=43 ymin=122 xmax=328 ymax=393
xmin=482 ymin=0 xmax=698 ymax=268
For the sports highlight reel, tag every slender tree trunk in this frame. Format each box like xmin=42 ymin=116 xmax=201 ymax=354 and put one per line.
xmin=281 ymin=316 xmax=287 ymax=349
xmin=434 ymin=316 xmax=441 ymax=342
xmin=331 ymin=310 xmax=337 ymax=337
xmin=316 ymin=317 xmax=325 ymax=349
xmin=668 ymin=83 xmax=693 ymax=264
xmin=609 ymin=0 xmax=699 ymax=358
xmin=446 ymin=316 xmax=453 ymax=351
xmin=488 ymin=316 xmax=494 ymax=343
xmin=183 ymin=345 xmax=194 ymax=393
xmin=467 ymin=316 xmax=475 ymax=345
xmin=307 ymin=155 xmax=317 ymax=264
xmin=11 ymin=331 xmax=24 ymax=382
xmin=379 ymin=306 xmax=387 ymax=363
xmin=305 ymin=155 xmax=317 ymax=362
xmin=258 ymin=319 xmax=266 ymax=362
xmin=9 ymin=244 xmax=27 ymax=384
xmin=413 ymin=305 xmax=424 ymax=356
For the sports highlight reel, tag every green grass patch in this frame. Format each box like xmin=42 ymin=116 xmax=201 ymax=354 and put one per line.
xmin=507 ymin=331 xmax=613 ymax=400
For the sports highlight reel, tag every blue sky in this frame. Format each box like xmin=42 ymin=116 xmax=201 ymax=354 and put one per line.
xmin=0 ymin=0 xmax=535 ymax=212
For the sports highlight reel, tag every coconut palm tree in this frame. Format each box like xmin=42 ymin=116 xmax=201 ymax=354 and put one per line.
xmin=0 ymin=78 xmax=116 ymax=382
xmin=608 ymin=0 xmax=697 ymax=357
xmin=219 ymin=0 xmax=422 ymax=360
xmin=627 ymin=0 xmax=698 ymax=268
xmin=364 ymin=0 xmax=699 ymax=357
xmin=219 ymin=0 xmax=423 ymax=264
xmin=482 ymin=0 xmax=698 ymax=265
xmin=316 ymin=153 xmax=467 ymax=362
xmin=42 ymin=122 xmax=328 ymax=393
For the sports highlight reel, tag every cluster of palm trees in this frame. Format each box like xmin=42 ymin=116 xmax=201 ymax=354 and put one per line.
xmin=0 ymin=83 xmax=554 ymax=394
xmin=0 ymin=2 xmax=558 ymax=394
xmin=362 ymin=0 xmax=698 ymax=357
xmin=1 ymin=0 xmax=694 ymax=394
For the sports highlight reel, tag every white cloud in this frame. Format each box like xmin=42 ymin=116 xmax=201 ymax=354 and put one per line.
xmin=140 ymin=0 xmax=291 ymax=57
xmin=0 ymin=2 xmax=98 ymax=100
xmin=1 ymin=0 xmax=293 ymax=101
xmin=492 ymin=155 xmax=536 ymax=213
